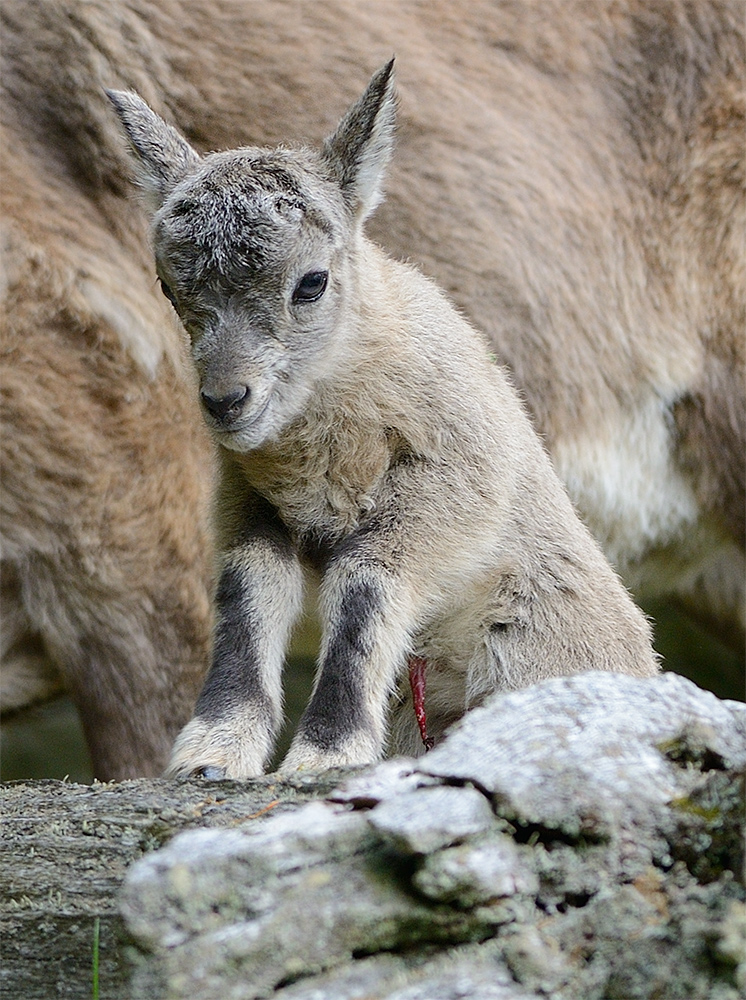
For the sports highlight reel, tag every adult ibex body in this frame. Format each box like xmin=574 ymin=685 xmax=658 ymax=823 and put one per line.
xmin=2 ymin=1 xmax=742 ymax=777
xmin=110 ymin=63 xmax=658 ymax=776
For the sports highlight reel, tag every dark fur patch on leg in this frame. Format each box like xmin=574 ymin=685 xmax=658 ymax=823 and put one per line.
xmin=299 ymin=578 xmax=382 ymax=751
xmin=195 ymin=563 xmax=272 ymax=724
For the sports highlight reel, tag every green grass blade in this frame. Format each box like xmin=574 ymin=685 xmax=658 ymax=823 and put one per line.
xmin=92 ymin=916 xmax=100 ymax=1000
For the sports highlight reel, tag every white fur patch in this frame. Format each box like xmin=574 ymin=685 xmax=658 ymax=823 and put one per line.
xmin=553 ymin=391 xmax=744 ymax=632
xmin=279 ymin=732 xmax=382 ymax=773
xmin=79 ymin=278 xmax=166 ymax=378
xmin=553 ymin=393 xmax=699 ymax=578
xmin=166 ymin=710 xmax=272 ymax=779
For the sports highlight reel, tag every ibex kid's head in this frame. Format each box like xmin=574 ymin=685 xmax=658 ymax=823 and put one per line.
xmin=108 ymin=60 xmax=396 ymax=451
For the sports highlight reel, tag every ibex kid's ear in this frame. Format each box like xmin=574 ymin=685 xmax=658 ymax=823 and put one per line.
xmin=106 ymin=89 xmax=200 ymax=214
xmin=321 ymin=58 xmax=397 ymax=221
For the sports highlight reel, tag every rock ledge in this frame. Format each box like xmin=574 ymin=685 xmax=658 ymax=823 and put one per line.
xmin=121 ymin=672 xmax=746 ymax=1000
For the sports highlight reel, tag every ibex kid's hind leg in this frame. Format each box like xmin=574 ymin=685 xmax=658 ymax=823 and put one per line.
xmin=167 ymin=499 xmax=304 ymax=779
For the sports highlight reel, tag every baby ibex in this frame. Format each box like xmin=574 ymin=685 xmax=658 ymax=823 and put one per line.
xmin=110 ymin=62 xmax=657 ymax=777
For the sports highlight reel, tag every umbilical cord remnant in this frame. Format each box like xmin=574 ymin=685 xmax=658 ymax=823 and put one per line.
xmin=408 ymin=655 xmax=434 ymax=751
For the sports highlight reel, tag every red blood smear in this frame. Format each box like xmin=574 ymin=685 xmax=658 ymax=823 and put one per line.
xmin=408 ymin=655 xmax=434 ymax=751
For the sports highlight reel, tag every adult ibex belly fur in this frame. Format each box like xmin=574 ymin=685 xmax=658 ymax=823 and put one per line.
xmin=111 ymin=62 xmax=658 ymax=777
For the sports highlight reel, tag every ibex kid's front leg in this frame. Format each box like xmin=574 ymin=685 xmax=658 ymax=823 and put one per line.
xmin=167 ymin=489 xmax=304 ymax=778
xmin=282 ymin=498 xmax=418 ymax=771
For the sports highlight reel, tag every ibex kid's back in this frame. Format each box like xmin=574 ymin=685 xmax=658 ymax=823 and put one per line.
xmin=109 ymin=62 xmax=658 ymax=778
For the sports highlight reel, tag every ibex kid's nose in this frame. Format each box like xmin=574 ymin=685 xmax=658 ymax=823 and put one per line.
xmin=200 ymin=386 xmax=249 ymax=423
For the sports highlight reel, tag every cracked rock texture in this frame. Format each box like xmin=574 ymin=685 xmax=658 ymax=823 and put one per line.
xmin=121 ymin=672 xmax=746 ymax=1000
xmin=0 ymin=771 xmax=350 ymax=998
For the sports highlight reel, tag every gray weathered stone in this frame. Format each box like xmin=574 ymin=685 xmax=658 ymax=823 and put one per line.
xmin=120 ymin=672 xmax=746 ymax=1000
xmin=412 ymin=833 xmax=538 ymax=906
xmin=369 ymin=784 xmax=496 ymax=854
